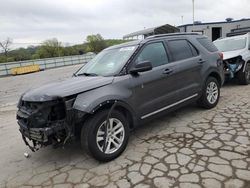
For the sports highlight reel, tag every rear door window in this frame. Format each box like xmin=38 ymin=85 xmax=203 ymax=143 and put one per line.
xmin=135 ymin=42 xmax=168 ymax=67
xmin=167 ymin=39 xmax=195 ymax=61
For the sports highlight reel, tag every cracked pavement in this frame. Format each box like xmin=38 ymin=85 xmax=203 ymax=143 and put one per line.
xmin=0 ymin=65 xmax=250 ymax=188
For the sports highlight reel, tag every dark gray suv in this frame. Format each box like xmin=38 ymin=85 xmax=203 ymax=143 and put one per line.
xmin=17 ymin=33 xmax=224 ymax=161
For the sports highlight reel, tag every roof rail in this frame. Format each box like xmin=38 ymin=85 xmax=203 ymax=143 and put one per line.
xmin=146 ymin=32 xmax=201 ymax=39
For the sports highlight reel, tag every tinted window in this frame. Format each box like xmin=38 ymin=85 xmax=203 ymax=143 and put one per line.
xmin=197 ymin=37 xmax=218 ymax=52
xmin=136 ymin=42 xmax=168 ymax=67
xmin=168 ymin=40 xmax=194 ymax=61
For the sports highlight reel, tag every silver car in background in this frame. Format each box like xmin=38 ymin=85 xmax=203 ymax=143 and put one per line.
xmin=214 ymin=33 xmax=250 ymax=85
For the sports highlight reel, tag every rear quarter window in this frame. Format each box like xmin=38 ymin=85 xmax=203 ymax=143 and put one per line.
xmin=197 ymin=38 xmax=218 ymax=52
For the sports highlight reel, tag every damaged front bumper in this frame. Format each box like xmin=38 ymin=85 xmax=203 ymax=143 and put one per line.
xmin=18 ymin=120 xmax=67 ymax=151
xmin=16 ymin=99 xmax=76 ymax=151
xmin=18 ymin=118 xmax=66 ymax=143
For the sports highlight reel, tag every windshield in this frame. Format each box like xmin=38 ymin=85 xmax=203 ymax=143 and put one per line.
xmin=214 ymin=37 xmax=247 ymax=52
xmin=75 ymin=45 xmax=137 ymax=76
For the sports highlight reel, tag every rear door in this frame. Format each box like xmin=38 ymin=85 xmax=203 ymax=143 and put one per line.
xmin=165 ymin=38 xmax=203 ymax=99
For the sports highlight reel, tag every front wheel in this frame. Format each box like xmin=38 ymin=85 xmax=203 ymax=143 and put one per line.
xmin=237 ymin=62 xmax=250 ymax=85
xmin=198 ymin=77 xmax=220 ymax=109
xmin=81 ymin=109 xmax=129 ymax=162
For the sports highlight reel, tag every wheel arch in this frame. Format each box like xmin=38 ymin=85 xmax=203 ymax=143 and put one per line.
xmin=93 ymin=100 xmax=137 ymax=129
xmin=206 ymin=70 xmax=223 ymax=87
xmin=76 ymin=99 xmax=137 ymax=130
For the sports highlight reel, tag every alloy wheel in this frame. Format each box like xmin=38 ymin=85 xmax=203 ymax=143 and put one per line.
xmin=96 ymin=118 xmax=125 ymax=154
xmin=206 ymin=81 xmax=218 ymax=104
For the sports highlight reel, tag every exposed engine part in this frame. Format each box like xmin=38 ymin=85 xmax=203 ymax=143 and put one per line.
xmin=227 ymin=63 xmax=238 ymax=78
xmin=223 ymin=56 xmax=245 ymax=79
xmin=17 ymin=98 xmax=79 ymax=151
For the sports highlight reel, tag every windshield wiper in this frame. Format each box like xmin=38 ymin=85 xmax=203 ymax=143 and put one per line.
xmin=76 ymin=72 xmax=99 ymax=77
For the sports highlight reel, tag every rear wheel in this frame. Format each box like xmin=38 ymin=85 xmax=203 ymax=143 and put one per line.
xmin=198 ymin=77 xmax=220 ymax=109
xmin=81 ymin=109 xmax=129 ymax=162
xmin=237 ymin=62 xmax=250 ymax=85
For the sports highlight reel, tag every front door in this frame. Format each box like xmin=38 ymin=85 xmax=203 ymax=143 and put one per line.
xmin=130 ymin=41 xmax=182 ymax=119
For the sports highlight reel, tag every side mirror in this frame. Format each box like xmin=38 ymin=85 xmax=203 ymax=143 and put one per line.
xmin=129 ymin=61 xmax=153 ymax=74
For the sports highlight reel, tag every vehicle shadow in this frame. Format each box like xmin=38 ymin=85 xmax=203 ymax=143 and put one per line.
xmin=222 ymin=78 xmax=243 ymax=87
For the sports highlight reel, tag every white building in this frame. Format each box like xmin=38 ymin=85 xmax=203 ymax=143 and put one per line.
xmin=123 ymin=18 xmax=250 ymax=42
xmin=178 ymin=18 xmax=250 ymax=41
xmin=123 ymin=24 xmax=180 ymax=40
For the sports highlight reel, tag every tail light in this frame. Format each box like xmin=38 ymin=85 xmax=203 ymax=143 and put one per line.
xmin=219 ymin=52 xmax=223 ymax=60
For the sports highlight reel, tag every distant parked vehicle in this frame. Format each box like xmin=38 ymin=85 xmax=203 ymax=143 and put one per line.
xmin=214 ymin=33 xmax=250 ymax=85
xmin=17 ymin=33 xmax=224 ymax=161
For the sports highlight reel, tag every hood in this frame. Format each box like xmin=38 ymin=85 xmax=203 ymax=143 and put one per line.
xmin=223 ymin=49 xmax=245 ymax=60
xmin=22 ymin=76 xmax=114 ymax=102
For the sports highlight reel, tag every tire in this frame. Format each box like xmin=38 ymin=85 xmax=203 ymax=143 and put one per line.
xmin=81 ymin=109 xmax=129 ymax=162
xmin=237 ymin=62 xmax=250 ymax=85
xmin=197 ymin=77 xmax=220 ymax=109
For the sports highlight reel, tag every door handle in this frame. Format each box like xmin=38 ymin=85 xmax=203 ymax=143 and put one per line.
xmin=198 ymin=59 xmax=206 ymax=64
xmin=163 ymin=69 xmax=173 ymax=75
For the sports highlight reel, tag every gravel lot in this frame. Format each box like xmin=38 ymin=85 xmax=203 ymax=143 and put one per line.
xmin=0 ymin=65 xmax=250 ymax=188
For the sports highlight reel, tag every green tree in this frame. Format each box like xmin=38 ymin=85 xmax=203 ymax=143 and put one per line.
xmin=86 ymin=34 xmax=106 ymax=53
xmin=35 ymin=38 xmax=63 ymax=58
xmin=105 ymin=39 xmax=132 ymax=47
xmin=9 ymin=48 xmax=32 ymax=61
xmin=63 ymin=46 xmax=79 ymax=56
xmin=73 ymin=44 xmax=88 ymax=55
xmin=0 ymin=36 xmax=132 ymax=63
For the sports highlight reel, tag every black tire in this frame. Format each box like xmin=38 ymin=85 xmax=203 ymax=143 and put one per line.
xmin=237 ymin=62 xmax=250 ymax=85
xmin=81 ymin=109 xmax=129 ymax=162
xmin=197 ymin=77 xmax=220 ymax=109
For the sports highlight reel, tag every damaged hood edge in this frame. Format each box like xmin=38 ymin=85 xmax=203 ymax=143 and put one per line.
xmin=22 ymin=76 xmax=114 ymax=102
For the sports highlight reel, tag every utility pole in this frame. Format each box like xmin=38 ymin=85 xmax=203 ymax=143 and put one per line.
xmin=181 ymin=16 xmax=184 ymax=25
xmin=192 ymin=0 xmax=195 ymax=27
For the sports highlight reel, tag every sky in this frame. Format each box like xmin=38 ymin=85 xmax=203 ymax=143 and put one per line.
xmin=0 ymin=0 xmax=249 ymax=48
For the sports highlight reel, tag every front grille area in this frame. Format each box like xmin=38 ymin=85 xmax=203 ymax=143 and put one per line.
xmin=17 ymin=100 xmax=66 ymax=129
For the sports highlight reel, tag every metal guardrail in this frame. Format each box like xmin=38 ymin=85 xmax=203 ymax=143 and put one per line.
xmin=0 ymin=54 xmax=95 ymax=76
